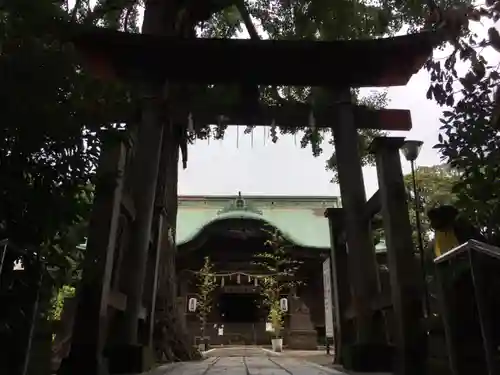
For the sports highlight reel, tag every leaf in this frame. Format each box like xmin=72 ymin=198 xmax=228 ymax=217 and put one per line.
xmin=426 ymin=86 xmax=433 ymax=100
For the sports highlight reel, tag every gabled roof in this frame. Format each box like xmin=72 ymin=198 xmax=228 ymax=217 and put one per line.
xmin=434 ymin=239 xmax=500 ymax=264
xmin=176 ymin=194 xmax=340 ymax=249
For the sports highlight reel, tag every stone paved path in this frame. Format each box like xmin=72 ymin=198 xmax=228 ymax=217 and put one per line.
xmin=145 ymin=347 xmax=346 ymax=375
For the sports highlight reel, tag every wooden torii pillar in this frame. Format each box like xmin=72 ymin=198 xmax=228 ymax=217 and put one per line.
xmin=324 ymin=208 xmax=351 ymax=365
xmin=58 ymin=139 xmax=127 ymax=375
xmin=369 ymin=137 xmax=426 ymax=375
xmin=65 ymin=24 xmax=442 ymax=374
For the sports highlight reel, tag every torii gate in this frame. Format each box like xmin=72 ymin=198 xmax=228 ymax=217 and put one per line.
xmin=57 ymin=9 xmax=442 ymax=375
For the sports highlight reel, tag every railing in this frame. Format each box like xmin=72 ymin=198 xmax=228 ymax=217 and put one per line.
xmin=434 ymin=240 xmax=500 ymax=375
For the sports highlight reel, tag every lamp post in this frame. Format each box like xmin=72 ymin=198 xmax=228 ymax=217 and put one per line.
xmin=400 ymin=140 xmax=430 ymax=318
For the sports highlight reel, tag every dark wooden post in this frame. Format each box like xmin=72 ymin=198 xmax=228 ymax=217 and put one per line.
xmin=324 ymin=208 xmax=351 ymax=365
xmin=145 ymin=208 xmax=165 ymax=346
xmin=58 ymin=140 xmax=126 ymax=375
xmin=122 ymin=96 xmax=164 ymax=345
xmin=369 ymin=136 xmax=426 ymax=375
xmin=331 ymin=88 xmax=381 ymax=345
xmin=469 ymin=251 xmax=497 ymax=375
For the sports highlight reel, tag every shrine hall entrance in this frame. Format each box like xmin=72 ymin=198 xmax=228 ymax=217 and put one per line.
xmin=218 ymin=293 xmax=263 ymax=323
xmin=215 ymin=290 xmax=268 ymax=345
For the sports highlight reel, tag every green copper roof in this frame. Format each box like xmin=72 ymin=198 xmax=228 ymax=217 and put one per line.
xmin=177 ymin=193 xmax=340 ymax=249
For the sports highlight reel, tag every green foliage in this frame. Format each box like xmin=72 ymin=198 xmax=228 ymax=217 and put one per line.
xmin=267 ymin=300 xmax=283 ymax=339
xmin=0 ymin=1 xmax=135 ymax=276
xmin=424 ymin=2 xmax=500 ymax=245
xmin=253 ymin=227 xmax=302 ymax=338
xmin=196 ymin=256 xmax=217 ymax=336
xmin=0 ymin=5 xmax=136 ymax=369
xmin=50 ymin=285 xmax=76 ymax=322
xmin=403 ymin=164 xmax=459 ymax=250
xmin=438 ymin=94 xmax=500 ymax=244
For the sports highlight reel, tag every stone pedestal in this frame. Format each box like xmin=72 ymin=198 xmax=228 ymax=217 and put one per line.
xmin=287 ymin=330 xmax=318 ymax=350
xmin=287 ymin=297 xmax=317 ymax=350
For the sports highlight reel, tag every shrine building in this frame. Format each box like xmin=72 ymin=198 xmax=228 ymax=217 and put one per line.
xmin=176 ymin=192 xmax=338 ymax=349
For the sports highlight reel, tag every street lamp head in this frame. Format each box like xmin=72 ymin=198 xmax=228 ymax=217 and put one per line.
xmin=401 ymin=140 xmax=424 ymax=162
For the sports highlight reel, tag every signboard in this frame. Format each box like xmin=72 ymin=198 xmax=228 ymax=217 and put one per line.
xmin=222 ymin=285 xmax=258 ymax=294
xmin=323 ymin=258 xmax=334 ymax=338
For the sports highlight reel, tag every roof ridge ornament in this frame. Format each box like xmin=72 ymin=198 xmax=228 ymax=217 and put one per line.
xmin=217 ymin=191 xmax=263 ymax=215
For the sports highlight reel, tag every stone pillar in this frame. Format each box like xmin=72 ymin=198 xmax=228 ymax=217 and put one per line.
xmin=331 ymin=89 xmax=381 ymax=346
xmin=324 ymin=208 xmax=352 ymax=365
xmin=287 ymin=296 xmax=318 ymax=350
xmin=369 ymin=137 xmax=426 ymax=375
xmin=58 ymin=140 xmax=126 ymax=375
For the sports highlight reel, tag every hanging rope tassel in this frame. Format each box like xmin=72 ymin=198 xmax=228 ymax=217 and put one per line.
xmin=187 ymin=112 xmax=194 ymax=134
xmin=308 ymin=110 xmax=316 ymax=132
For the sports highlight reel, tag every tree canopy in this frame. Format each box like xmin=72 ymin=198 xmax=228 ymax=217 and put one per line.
xmin=427 ymin=4 xmax=500 ymax=245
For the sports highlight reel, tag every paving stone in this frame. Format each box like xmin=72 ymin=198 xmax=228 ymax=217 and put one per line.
xmin=244 ymin=356 xmax=288 ymax=375
xmin=147 ymin=357 xmax=218 ymax=375
xmin=207 ymin=357 xmax=248 ymax=375
xmin=141 ymin=347 xmax=349 ymax=375
xmin=269 ymin=356 xmax=345 ymax=375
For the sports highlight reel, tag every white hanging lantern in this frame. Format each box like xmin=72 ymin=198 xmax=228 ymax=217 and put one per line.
xmin=221 ymin=277 xmax=225 ymax=287
xmin=188 ymin=297 xmax=197 ymax=312
xmin=237 ymin=273 xmax=241 ymax=284
xmin=254 ymin=277 xmax=258 ymax=287
xmin=280 ymin=297 xmax=288 ymax=312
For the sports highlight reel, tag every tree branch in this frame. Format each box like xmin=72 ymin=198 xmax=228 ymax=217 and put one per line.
xmin=235 ymin=1 xmax=289 ymax=107
xmin=70 ymin=0 xmax=84 ymax=23
xmin=236 ymin=1 xmax=259 ymax=39
xmin=84 ymin=0 xmax=133 ymax=26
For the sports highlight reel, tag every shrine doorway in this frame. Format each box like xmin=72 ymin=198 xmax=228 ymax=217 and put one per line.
xmin=218 ymin=293 xmax=263 ymax=323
